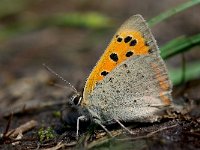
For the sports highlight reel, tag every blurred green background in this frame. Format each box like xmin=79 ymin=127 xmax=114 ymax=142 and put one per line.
xmin=0 ymin=0 xmax=200 ymax=89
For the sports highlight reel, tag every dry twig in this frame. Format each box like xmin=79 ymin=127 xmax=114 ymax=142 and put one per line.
xmin=41 ymin=141 xmax=77 ymax=150
xmin=5 ymin=120 xmax=38 ymax=138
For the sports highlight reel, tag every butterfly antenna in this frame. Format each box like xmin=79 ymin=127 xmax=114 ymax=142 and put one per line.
xmin=43 ymin=63 xmax=78 ymax=93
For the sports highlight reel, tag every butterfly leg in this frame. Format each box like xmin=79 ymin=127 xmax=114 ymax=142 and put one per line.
xmin=76 ymin=115 xmax=86 ymax=139
xmin=94 ymin=119 xmax=113 ymax=137
xmin=114 ymin=119 xmax=134 ymax=135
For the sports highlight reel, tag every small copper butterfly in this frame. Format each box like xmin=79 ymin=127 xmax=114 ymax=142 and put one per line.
xmin=59 ymin=14 xmax=173 ymax=138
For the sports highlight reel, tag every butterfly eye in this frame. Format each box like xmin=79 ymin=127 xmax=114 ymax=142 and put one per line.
xmin=71 ymin=94 xmax=82 ymax=105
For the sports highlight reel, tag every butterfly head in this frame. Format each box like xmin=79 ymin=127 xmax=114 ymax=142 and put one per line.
xmin=61 ymin=92 xmax=91 ymax=126
xmin=43 ymin=64 xmax=91 ymax=125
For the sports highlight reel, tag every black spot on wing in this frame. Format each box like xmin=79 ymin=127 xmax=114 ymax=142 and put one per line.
xmin=124 ymin=36 xmax=132 ymax=43
xmin=117 ymin=37 xmax=122 ymax=42
xmin=130 ymin=39 xmax=137 ymax=46
xmin=123 ymin=64 xmax=128 ymax=68
xmin=126 ymin=51 xmax=133 ymax=57
xmin=148 ymin=49 xmax=153 ymax=54
xmin=110 ymin=53 xmax=118 ymax=62
xmin=101 ymin=71 xmax=109 ymax=76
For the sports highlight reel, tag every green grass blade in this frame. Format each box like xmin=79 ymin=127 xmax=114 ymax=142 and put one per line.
xmin=169 ymin=61 xmax=200 ymax=85
xmin=148 ymin=0 xmax=200 ymax=27
xmin=161 ymin=33 xmax=200 ymax=59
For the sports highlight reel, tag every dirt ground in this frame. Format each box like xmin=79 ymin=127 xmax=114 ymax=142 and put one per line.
xmin=0 ymin=0 xmax=200 ymax=149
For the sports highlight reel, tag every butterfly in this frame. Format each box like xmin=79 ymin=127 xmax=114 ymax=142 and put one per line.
xmin=49 ymin=14 xmax=173 ymax=138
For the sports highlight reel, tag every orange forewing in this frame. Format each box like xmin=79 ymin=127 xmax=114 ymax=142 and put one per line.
xmin=84 ymin=29 xmax=149 ymax=95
